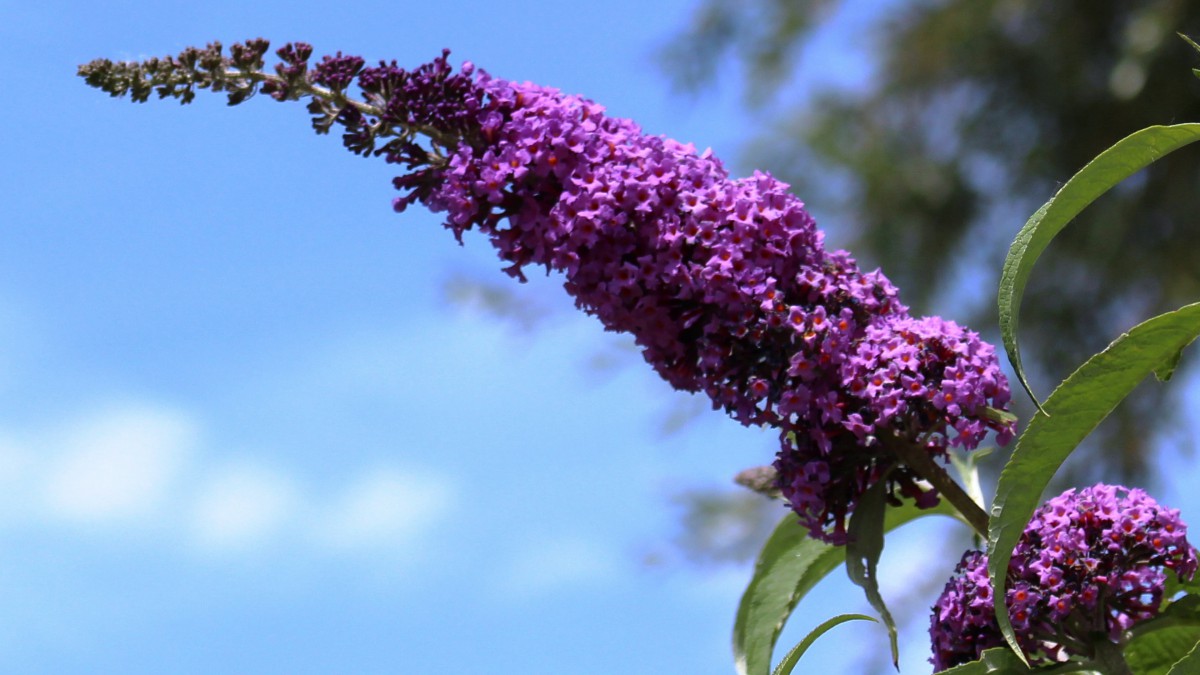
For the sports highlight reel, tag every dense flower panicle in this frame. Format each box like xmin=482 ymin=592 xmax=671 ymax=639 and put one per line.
xmin=407 ymin=64 xmax=1013 ymax=542
xmin=77 ymin=41 xmax=1016 ymax=543
xmin=930 ymin=484 xmax=1198 ymax=670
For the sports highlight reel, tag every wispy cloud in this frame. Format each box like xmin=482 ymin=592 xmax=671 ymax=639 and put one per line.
xmin=498 ymin=536 xmax=621 ymax=599
xmin=188 ymin=461 xmax=300 ymax=552
xmin=314 ymin=467 xmax=453 ymax=552
xmin=42 ymin=404 xmax=196 ymax=525
xmin=0 ymin=402 xmax=455 ymax=568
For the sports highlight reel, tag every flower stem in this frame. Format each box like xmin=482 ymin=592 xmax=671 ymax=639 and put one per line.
xmin=734 ymin=438 xmax=990 ymax=539
xmin=886 ymin=436 xmax=990 ymax=539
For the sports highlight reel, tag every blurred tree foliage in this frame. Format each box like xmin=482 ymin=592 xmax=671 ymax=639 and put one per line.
xmin=662 ymin=0 xmax=1200 ymax=485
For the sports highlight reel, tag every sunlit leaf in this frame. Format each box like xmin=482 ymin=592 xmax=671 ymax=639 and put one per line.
xmin=734 ymin=499 xmax=959 ymax=675
xmin=1123 ymin=594 xmax=1200 ymax=675
xmin=845 ymin=477 xmax=899 ymax=666
xmin=997 ymin=124 xmax=1200 ymax=408
xmin=988 ymin=303 xmax=1200 ymax=662
xmin=1129 ymin=629 xmax=1200 ymax=675
xmin=770 ymin=614 xmax=875 ymax=675
xmin=1155 ymin=346 xmax=1185 ymax=382
xmin=948 ymin=447 xmax=993 ymax=526
xmin=733 ymin=515 xmax=843 ymax=675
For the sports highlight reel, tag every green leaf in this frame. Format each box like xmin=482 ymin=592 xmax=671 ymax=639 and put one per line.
xmin=932 ymin=647 xmax=1033 ymax=674
xmin=997 ymin=123 xmax=1200 ymax=409
xmin=1165 ymin=639 xmax=1200 ymax=675
xmin=734 ymin=499 xmax=959 ymax=675
xmin=1124 ymin=593 xmax=1200 ymax=675
xmin=988 ymin=303 xmax=1200 ymax=663
xmin=770 ymin=614 xmax=876 ymax=675
xmin=733 ymin=516 xmax=845 ymax=675
xmin=1129 ymin=629 xmax=1200 ymax=675
xmin=1165 ymin=575 xmax=1200 ymax=601
xmin=845 ymin=477 xmax=900 ymax=667
xmin=949 ymin=447 xmax=993 ymax=527
xmin=1180 ymin=32 xmax=1200 ymax=55
xmin=1156 ymin=346 xmax=1185 ymax=382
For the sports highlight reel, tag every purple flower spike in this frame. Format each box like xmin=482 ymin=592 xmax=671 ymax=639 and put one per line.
xmin=401 ymin=63 xmax=1015 ymax=542
xmin=78 ymin=41 xmax=1017 ymax=542
xmin=930 ymin=484 xmax=1198 ymax=670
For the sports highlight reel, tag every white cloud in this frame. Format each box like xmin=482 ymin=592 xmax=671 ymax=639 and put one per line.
xmin=189 ymin=462 xmax=299 ymax=552
xmin=499 ymin=536 xmax=620 ymax=599
xmin=314 ymin=467 xmax=452 ymax=552
xmin=42 ymin=405 xmax=196 ymax=524
xmin=0 ymin=395 xmax=457 ymax=571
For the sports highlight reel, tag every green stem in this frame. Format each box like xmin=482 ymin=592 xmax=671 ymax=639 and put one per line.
xmin=734 ymin=437 xmax=990 ymax=540
xmin=886 ymin=436 xmax=990 ymax=539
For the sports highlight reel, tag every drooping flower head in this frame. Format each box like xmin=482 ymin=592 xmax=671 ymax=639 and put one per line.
xmin=78 ymin=40 xmax=1016 ymax=543
xmin=930 ymin=484 xmax=1198 ymax=670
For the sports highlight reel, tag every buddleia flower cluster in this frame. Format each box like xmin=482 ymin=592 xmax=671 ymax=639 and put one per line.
xmin=79 ymin=39 xmax=1015 ymax=543
xmin=929 ymin=484 xmax=1198 ymax=670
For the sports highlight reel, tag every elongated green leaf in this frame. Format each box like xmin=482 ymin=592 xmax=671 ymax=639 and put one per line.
xmin=988 ymin=303 xmax=1200 ymax=662
xmin=734 ymin=499 xmax=959 ymax=675
xmin=949 ymin=447 xmax=993 ymax=526
xmin=1125 ymin=595 xmax=1200 ymax=675
xmin=997 ymin=123 xmax=1200 ymax=408
xmin=933 ymin=647 xmax=1033 ymax=674
xmin=1181 ymin=32 xmax=1200 ymax=56
xmin=1155 ymin=346 xmax=1185 ymax=382
xmin=770 ymin=614 xmax=875 ymax=675
xmin=1127 ymin=629 xmax=1200 ymax=675
xmin=733 ymin=516 xmax=844 ymax=675
xmin=1178 ymin=32 xmax=1200 ymax=82
xmin=1166 ymin=640 xmax=1200 ymax=675
xmin=845 ymin=477 xmax=899 ymax=666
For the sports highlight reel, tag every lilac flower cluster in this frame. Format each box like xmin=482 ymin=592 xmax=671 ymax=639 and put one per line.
xmin=930 ymin=484 xmax=1198 ymax=670
xmin=397 ymin=58 xmax=1014 ymax=542
xmin=78 ymin=41 xmax=1016 ymax=543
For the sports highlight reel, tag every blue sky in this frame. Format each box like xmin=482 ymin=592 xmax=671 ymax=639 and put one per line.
xmin=6 ymin=1 xmax=1200 ymax=673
